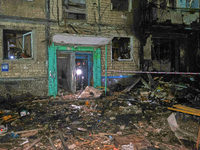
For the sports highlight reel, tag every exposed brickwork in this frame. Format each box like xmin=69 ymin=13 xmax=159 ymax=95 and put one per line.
xmin=0 ymin=0 xmax=141 ymax=96
xmin=0 ymin=22 xmax=47 ymax=77
xmin=0 ymin=21 xmax=48 ymax=96
xmin=0 ymin=0 xmax=45 ymax=19
xmin=0 ymin=78 xmax=48 ymax=97
xmin=85 ymin=0 xmax=134 ymax=26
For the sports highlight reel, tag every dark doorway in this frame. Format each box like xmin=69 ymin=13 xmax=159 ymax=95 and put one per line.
xmin=57 ymin=52 xmax=71 ymax=92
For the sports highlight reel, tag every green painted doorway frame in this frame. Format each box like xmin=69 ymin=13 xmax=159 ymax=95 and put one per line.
xmin=48 ymin=43 xmax=101 ymax=97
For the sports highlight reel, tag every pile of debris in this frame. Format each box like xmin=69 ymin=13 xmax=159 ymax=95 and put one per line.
xmin=108 ymin=74 xmax=200 ymax=108
xmin=0 ymin=74 xmax=199 ymax=150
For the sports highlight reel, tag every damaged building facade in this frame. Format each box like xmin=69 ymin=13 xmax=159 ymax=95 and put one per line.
xmin=1 ymin=0 xmax=200 ymax=97
xmin=0 ymin=0 xmax=52 ymax=96
xmin=0 ymin=0 xmax=141 ymax=97
xmin=48 ymin=0 xmax=141 ymax=96
xmin=140 ymin=0 xmax=200 ymax=73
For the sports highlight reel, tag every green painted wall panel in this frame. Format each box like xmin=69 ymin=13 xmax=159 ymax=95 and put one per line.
xmin=105 ymin=45 xmax=107 ymax=95
xmin=96 ymin=48 xmax=101 ymax=87
xmin=93 ymin=48 xmax=101 ymax=87
xmin=93 ymin=50 xmax=97 ymax=87
xmin=48 ymin=43 xmax=57 ymax=97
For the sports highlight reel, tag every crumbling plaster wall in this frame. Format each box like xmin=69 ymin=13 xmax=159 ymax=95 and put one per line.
xmin=143 ymin=35 xmax=152 ymax=60
xmin=0 ymin=22 xmax=48 ymax=96
xmin=0 ymin=0 xmax=45 ymax=19
xmin=156 ymin=9 xmax=199 ymax=25
xmin=147 ymin=0 xmax=200 ymax=25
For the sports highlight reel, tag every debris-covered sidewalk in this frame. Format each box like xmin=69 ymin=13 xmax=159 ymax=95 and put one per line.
xmin=0 ymin=74 xmax=200 ymax=150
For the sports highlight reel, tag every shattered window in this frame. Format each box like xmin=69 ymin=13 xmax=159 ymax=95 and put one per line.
xmin=177 ymin=0 xmax=199 ymax=8
xmin=111 ymin=0 xmax=132 ymax=12
xmin=3 ymin=30 xmax=32 ymax=60
xmin=63 ymin=0 xmax=86 ymax=20
xmin=112 ymin=37 xmax=131 ymax=60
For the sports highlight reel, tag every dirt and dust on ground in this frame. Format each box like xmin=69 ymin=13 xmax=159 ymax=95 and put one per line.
xmin=0 ymin=74 xmax=200 ymax=150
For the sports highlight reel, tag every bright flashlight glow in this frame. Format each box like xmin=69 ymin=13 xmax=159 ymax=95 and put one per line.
xmin=76 ymin=69 xmax=82 ymax=75
xmin=10 ymin=56 xmax=14 ymax=59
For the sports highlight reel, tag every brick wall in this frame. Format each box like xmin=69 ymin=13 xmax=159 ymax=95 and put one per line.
xmin=50 ymin=0 xmax=63 ymax=22
xmin=0 ymin=0 xmax=45 ymax=19
xmin=57 ymin=0 xmax=131 ymax=26
xmin=0 ymin=0 xmax=140 ymax=96
xmin=0 ymin=21 xmax=48 ymax=96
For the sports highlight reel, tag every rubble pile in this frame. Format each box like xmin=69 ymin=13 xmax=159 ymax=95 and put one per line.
xmin=0 ymin=75 xmax=199 ymax=150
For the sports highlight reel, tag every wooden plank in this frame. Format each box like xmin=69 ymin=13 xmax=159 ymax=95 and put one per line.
xmin=173 ymin=105 xmax=200 ymax=113
xmin=24 ymin=136 xmax=44 ymax=150
xmin=167 ymin=107 xmax=200 ymax=116
xmin=0 ymin=128 xmax=43 ymax=137
xmin=173 ymin=106 xmax=200 ymax=114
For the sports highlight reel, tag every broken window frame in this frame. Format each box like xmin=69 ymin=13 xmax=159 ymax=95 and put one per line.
xmin=22 ymin=32 xmax=33 ymax=57
xmin=3 ymin=29 xmax=33 ymax=60
xmin=63 ymin=0 xmax=87 ymax=20
xmin=110 ymin=0 xmax=132 ymax=12
xmin=111 ymin=36 xmax=133 ymax=61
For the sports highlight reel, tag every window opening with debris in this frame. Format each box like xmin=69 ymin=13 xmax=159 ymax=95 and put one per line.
xmin=112 ymin=37 xmax=131 ymax=60
xmin=111 ymin=0 xmax=132 ymax=12
xmin=177 ymin=0 xmax=199 ymax=8
xmin=63 ymin=0 xmax=86 ymax=20
xmin=3 ymin=29 xmax=32 ymax=60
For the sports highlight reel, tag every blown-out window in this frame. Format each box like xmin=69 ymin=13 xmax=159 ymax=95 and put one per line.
xmin=3 ymin=29 xmax=32 ymax=59
xmin=63 ymin=0 xmax=86 ymax=20
xmin=111 ymin=0 xmax=132 ymax=12
xmin=112 ymin=37 xmax=132 ymax=60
